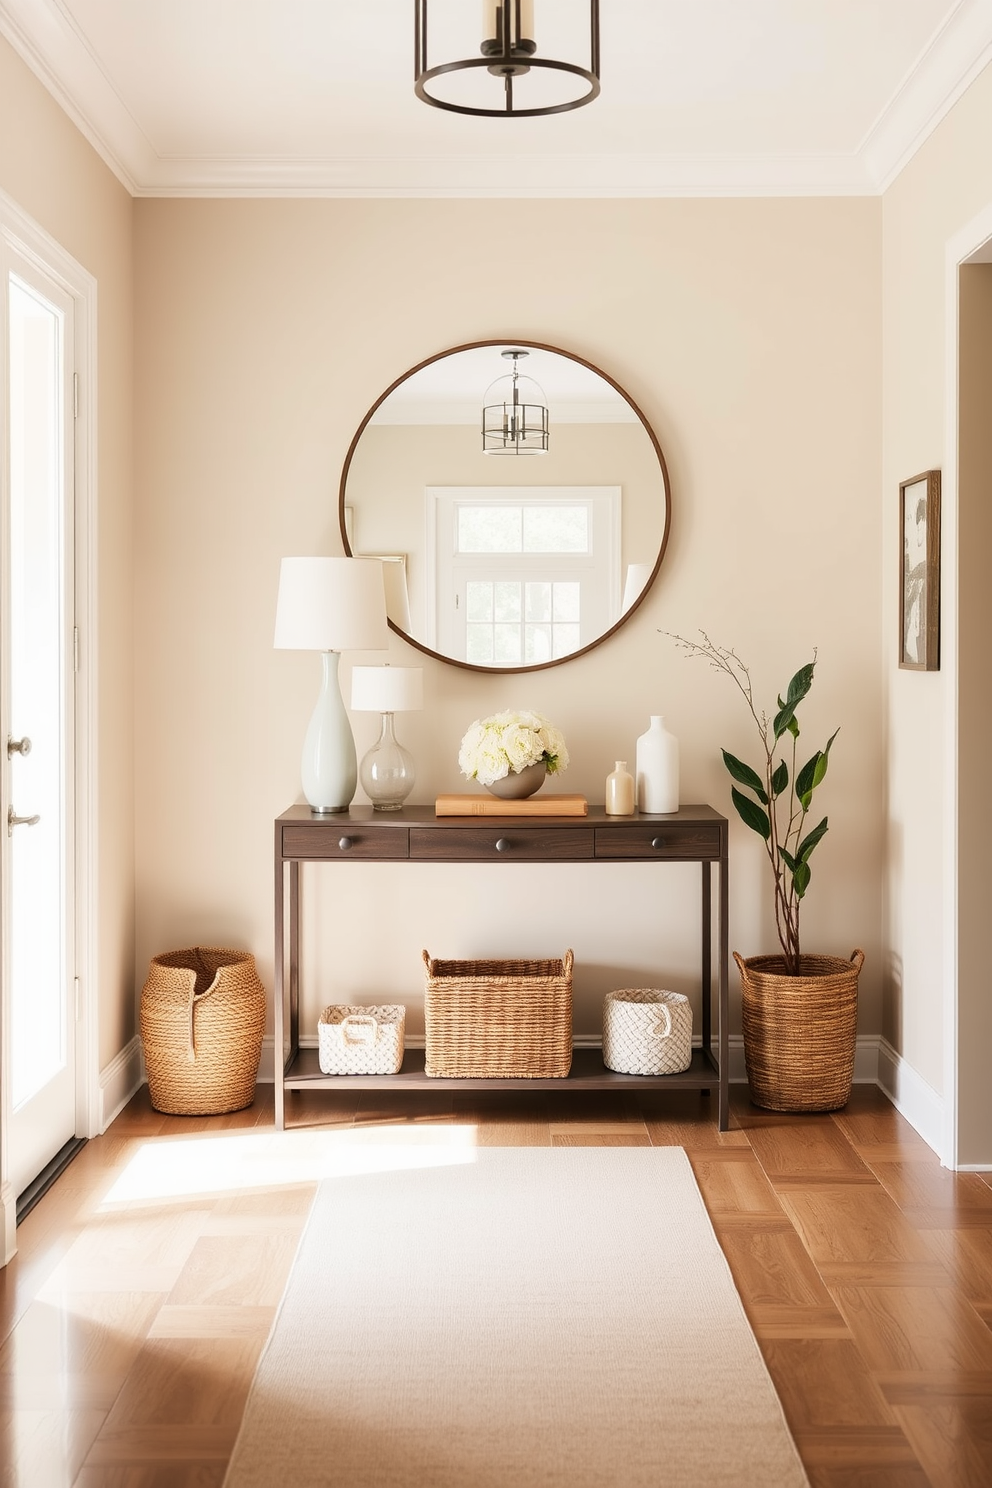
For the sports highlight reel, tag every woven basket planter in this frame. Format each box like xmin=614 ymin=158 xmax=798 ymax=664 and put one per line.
xmin=423 ymin=949 xmax=573 ymax=1079
xmin=735 ymin=949 xmax=864 ymax=1113
xmin=140 ymin=946 xmax=266 ymax=1115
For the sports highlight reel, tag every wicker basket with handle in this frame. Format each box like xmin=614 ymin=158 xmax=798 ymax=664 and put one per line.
xmin=317 ymin=1005 xmax=406 ymax=1075
xmin=140 ymin=946 xmax=266 ymax=1115
xmin=735 ymin=948 xmax=864 ymax=1112
xmin=422 ymin=949 xmax=573 ymax=1078
xmin=602 ymin=989 xmax=692 ymax=1076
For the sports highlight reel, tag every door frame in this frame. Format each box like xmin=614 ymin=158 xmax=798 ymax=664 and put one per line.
xmin=941 ymin=200 xmax=992 ymax=1171
xmin=0 ymin=187 xmax=98 ymax=1262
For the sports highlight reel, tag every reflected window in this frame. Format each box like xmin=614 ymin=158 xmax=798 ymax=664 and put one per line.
xmin=431 ymin=487 xmax=618 ymax=666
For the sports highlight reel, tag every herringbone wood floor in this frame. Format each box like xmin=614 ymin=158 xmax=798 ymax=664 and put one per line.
xmin=0 ymin=1082 xmax=989 ymax=1486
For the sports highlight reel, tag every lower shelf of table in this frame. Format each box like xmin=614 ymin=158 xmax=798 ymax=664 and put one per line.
xmin=280 ymin=1044 xmax=722 ymax=1093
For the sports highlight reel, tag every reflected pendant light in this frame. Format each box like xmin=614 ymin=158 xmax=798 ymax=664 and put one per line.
xmin=482 ymin=349 xmax=549 ymax=455
xmin=415 ymin=0 xmax=600 ymax=119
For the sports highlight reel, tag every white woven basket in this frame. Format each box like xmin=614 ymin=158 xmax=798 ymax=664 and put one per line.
xmin=317 ymin=1004 xmax=406 ymax=1075
xmin=602 ymin=989 xmax=692 ymax=1076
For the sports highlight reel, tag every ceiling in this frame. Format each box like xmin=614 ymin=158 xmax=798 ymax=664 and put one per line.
xmin=2 ymin=0 xmax=991 ymax=198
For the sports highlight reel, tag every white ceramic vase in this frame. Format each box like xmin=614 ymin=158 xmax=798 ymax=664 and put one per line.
xmin=635 ymin=715 xmax=679 ymax=813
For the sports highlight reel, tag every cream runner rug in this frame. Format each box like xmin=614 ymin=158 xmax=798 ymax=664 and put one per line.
xmin=223 ymin=1147 xmax=808 ymax=1488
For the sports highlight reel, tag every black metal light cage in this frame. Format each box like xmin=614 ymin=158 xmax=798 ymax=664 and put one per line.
xmin=415 ymin=0 xmax=601 ymax=119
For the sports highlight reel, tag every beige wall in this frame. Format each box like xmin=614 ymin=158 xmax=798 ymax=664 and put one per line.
xmin=0 ymin=37 xmax=135 ymax=1068
xmin=133 ymin=197 xmax=882 ymax=1040
xmin=882 ymin=60 xmax=992 ymax=1155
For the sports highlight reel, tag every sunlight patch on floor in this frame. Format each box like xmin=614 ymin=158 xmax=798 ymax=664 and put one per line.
xmin=98 ymin=1124 xmax=479 ymax=1207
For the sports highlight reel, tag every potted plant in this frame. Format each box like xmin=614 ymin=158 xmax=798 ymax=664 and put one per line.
xmin=669 ymin=631 xmax=863 ymax=1112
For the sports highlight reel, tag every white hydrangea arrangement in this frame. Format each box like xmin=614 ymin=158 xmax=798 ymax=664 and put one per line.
xmin=458 ymin=710 xmax=569 ymax=788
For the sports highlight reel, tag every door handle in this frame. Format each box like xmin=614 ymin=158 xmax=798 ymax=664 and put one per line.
xmin=6 ymin=736 xmax=31 ymax=757
xmin=7 ymin=807 xmax=40 ymax=836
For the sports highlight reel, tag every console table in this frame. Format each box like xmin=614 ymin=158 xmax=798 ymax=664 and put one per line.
xmin=273 ymin=803 xmax=729 ymax=1130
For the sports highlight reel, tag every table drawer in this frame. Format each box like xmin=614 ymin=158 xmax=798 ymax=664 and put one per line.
xmin=281 ymin=825 xmax=410 ymax=860
xmin=410 ymin=826 xmax=595 ymax=861
xmin=595 ymin=824 xmax=722 ymax=860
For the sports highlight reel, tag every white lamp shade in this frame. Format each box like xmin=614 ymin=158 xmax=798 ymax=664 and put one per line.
xmin=274 ymin=557 xmax=389 ymax=652
xmin=622 ymin=562 xmax=654 ymax=613
xmin=351 ymin=666 xmax=423 ymax=713
xmin=381 ymin=557 xmax=413 ymax=633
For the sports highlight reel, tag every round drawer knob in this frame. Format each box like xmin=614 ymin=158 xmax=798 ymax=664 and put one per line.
xmin=651 ymin=837 xmax=664 ymax=849
xmin=338 ymin=836 xmax=354 ymax=851
xmin=495 ymin=838 xmax=510 ymax=853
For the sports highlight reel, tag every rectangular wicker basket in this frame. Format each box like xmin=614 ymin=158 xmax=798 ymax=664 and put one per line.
xmin=317 ymin=1004 xmax=406 ymax=1075
xmin=422 ymin=949 xmax=573 ymax=1079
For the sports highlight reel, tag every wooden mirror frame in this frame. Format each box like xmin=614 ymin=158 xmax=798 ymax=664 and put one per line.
xmin=338 ymin=338 xmax=672 ymax=673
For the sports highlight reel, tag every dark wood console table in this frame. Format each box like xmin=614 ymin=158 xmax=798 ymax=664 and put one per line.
xmin=273 ymin=803 xmax=729 ymax=1130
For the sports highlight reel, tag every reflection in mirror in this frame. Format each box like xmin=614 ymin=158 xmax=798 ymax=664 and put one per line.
xmin=340 ymin=342 xmax=670 ymax=673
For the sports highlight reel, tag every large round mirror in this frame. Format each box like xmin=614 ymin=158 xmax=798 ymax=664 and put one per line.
xmin=339 ymin=340 xmax=671 ymax=673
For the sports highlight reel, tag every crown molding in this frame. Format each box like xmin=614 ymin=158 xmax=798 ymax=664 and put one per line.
xmin=131 ymin=151 xmax=876 ymax=199
xmin=1 ymin=0 xmax=990 ymax=199
xmin=859 ymin=0 xmax=992 ymax=191
xmin=0 ymin=0 xmax=144 ymax=193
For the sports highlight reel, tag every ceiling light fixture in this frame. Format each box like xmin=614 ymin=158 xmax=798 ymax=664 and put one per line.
xmin=415 ymin=0 xmax=600 ymax=119
xmin=482 ymin=349 xmax=549 ymax=455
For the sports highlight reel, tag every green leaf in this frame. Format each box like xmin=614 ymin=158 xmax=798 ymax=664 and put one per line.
xmin=810 ymin=728 xmax=840 ymax=793
xmin=795 ymin=750 xmax=821 ymax=810
xmin=785 ymin=663 xmax=815 ymax=708
xmin=779 ymin=846 xmax=798 ymax=873
xmin=771 ymin=760 xmax=789 ymax=797
xmin=793 ymin=860 xmax=811 ymax=898
xmin=722 ymin=750 xmax=768 ymax=805
xmin=731 ymin=787 xmax=771 ymax=840
xmin=797 ymin=816 xmax=829 ymax=863
xmin=772 ymin=702 xmax=795 ymax=740
xmin=773 ymin=662 xmax=815 ymax=740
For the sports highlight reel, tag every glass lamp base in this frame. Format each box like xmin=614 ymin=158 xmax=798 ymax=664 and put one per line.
xmin=359 ymin=713 xmax=416 ymax=811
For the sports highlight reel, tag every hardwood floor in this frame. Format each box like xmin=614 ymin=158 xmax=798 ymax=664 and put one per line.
xmin=0 ymin=1082 xmax=989 ymax=1486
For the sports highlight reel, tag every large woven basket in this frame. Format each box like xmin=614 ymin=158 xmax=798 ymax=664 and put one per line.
xmin=735 ymin=949 xmax=864 ymax=1112
xmin=140 ymin=946 xmax=266 ymax=1115
xmin=423 ymin=949 xmax=573 ymax=1079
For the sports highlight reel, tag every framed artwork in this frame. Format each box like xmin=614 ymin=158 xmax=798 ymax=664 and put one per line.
xmin=899 ymin=470 xmax=940 ymax=671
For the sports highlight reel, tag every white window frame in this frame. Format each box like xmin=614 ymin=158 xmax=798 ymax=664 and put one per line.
xmin=426 ymin=486 xmax=620 ymax=662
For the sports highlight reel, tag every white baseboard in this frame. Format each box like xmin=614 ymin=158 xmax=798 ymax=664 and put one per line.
xmin=876 ymin=1037 xmax=945 ymax=1160
xmin=99 ymin=1036 xmax=144 ymax=1131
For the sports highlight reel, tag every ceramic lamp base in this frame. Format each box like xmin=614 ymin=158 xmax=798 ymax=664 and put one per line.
xmin=301 ymin=651 xmax=357 ymax=814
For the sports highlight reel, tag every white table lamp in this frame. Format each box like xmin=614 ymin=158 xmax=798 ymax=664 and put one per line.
xmin=351 ymin=665 xmax=423 ymax=811
xmin=274 ymin=557 xmax=389 ymax=814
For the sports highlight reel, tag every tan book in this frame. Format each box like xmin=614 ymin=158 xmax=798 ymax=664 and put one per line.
xmin=435 ymin=794 xmax=589 ymax=818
